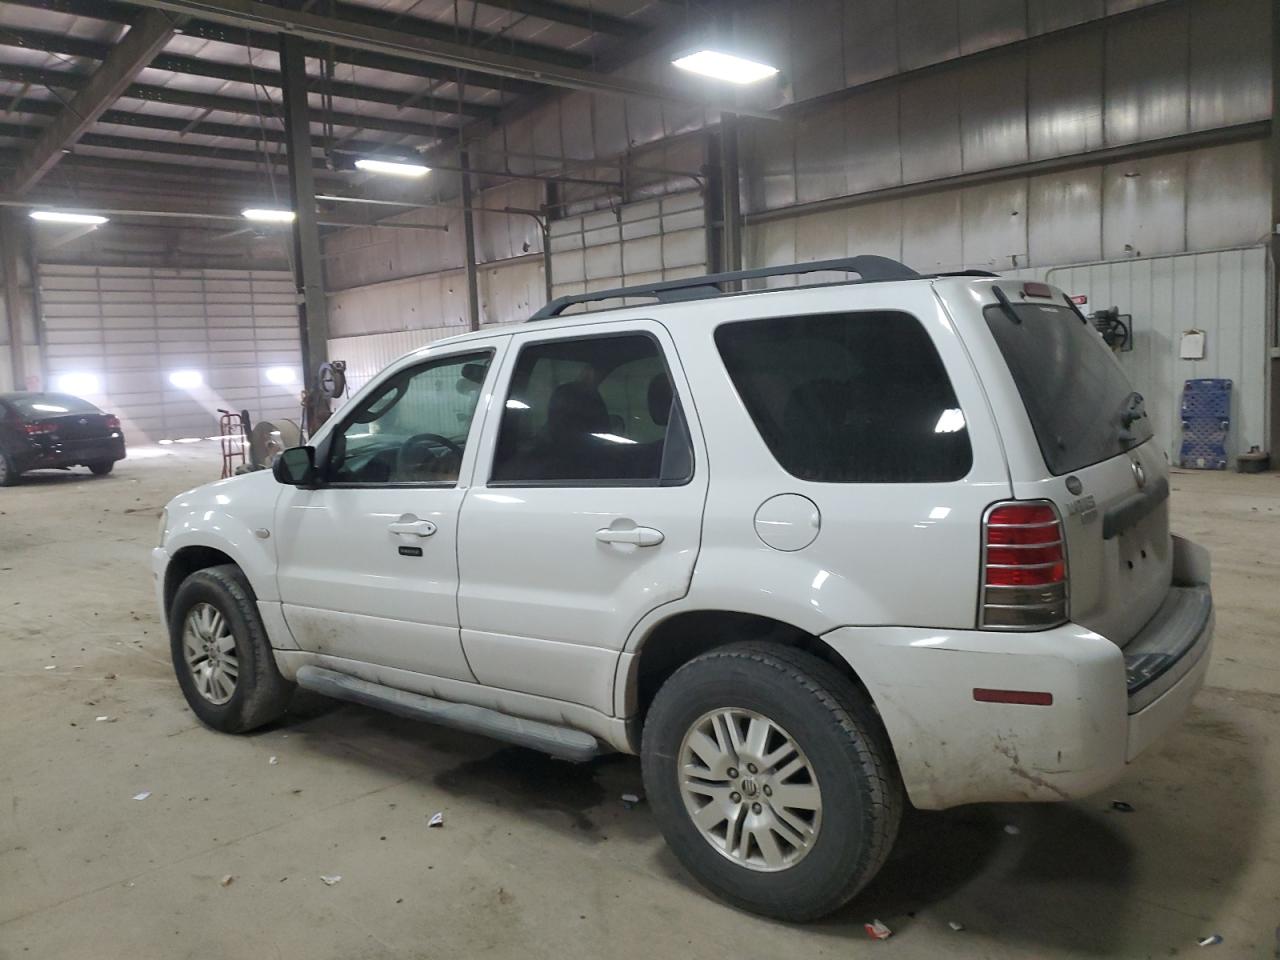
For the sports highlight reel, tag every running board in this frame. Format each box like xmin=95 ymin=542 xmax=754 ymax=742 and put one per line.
xmin=294 ymin=665 xmax=602 ymax=763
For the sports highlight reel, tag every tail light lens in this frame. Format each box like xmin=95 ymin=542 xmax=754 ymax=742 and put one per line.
xmin=981 ymin=501 xmax=1068 ymax=629
xmin=24 ymin=422 xmax=57 ymax=437
xmin=105 ymin=415 xmax=121 ymax=430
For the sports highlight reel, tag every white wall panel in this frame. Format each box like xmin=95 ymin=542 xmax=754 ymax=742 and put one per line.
xmin=36 ymin=265 xmax=301 ymax=443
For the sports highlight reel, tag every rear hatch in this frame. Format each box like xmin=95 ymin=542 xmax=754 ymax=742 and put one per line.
xmin=955 ymin=282 xmax=1171 ymax=647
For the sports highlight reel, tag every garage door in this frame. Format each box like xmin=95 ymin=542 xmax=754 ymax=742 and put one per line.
xmin=38 ymin=265 xmax=303 ymax=444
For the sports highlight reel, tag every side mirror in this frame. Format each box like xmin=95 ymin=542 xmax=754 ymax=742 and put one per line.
xmin=273 ymin=445 xmax=316 ymax=487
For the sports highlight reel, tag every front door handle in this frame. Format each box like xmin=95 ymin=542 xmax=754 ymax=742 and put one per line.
xmin=388 ymin=516 xmax=437 ymax=537
xmin=595 ymin=525 xmax=664 ymax=547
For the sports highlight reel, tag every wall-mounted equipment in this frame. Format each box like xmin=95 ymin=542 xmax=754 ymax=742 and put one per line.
xmin=1090 ymin=306 xmax=1132 ymax=352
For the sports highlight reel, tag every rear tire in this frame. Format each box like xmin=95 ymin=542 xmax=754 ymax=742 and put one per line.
xmin=642 ymin=642 xmax=902 ymax=922
xmin=88 ymin=461 xmax=114 ymax=476
xmin=169 ymin=564 xmax=293 ymax=733
xmin=0 ymin=453 xmax=17 ymax=486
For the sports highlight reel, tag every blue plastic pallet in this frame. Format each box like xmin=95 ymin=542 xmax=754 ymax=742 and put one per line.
xmin=1179 ymin=378 xmax=1231 ymax=470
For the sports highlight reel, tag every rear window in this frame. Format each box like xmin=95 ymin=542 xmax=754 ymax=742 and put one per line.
xmin=4 ymin=393 xmax=102 ymax=417
xmin=714 ymin=311 xmax=972 ymax=483
xmin=983 ymin=301 xmax=1153 ymax=475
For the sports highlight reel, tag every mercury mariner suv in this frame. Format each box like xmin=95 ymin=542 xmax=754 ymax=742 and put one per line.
xmin=153 ymin=257 xmax=1213 ymax=921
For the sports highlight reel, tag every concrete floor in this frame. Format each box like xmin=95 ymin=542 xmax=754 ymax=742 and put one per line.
xmin=1 ymin=446 xmax=1278 ymax=959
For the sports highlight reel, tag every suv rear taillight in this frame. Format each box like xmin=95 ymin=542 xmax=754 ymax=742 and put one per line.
xmin=980 ymin=501 xmax=1068 ymax=629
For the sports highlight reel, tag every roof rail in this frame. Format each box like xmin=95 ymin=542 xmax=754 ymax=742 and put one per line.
xmin=528 ymin=255 xmax=921 ymax=321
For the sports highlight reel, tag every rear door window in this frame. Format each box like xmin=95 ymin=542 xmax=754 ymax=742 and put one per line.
xmin=715 ymin=311 xmax=972 ymax=483
xmin=983 ymin=301 xmax=1153 ymax=475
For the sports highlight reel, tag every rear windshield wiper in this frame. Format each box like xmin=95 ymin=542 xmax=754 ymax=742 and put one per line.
xmin=1118 ymin=391 xmax=1147 ymax=443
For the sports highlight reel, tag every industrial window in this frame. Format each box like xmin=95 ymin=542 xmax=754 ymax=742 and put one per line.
xmin=326 ymin=351 xmax=492 ymax=485
xmin=490 ymin=333 xmax=692 ymax=486
xmin=715 ymin=311 xmax=972 ymax=483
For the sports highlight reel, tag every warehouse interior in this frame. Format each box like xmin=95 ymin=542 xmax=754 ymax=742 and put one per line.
xmin=1 ymin=0 xmax=1278 ymax=956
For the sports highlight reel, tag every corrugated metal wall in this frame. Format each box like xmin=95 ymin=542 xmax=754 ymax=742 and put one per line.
xmin=1000 ymin=248 xmax=1270 ymax=464
xmin=738 ymin=0 xmax=1270 ymax=228
xmin=548 ymin=191 xmax=708 ymax=307
xmin=38 ymin=265 xmax=302 ymax=443
xmin=326 ymin=256 xmax=544 ymax=394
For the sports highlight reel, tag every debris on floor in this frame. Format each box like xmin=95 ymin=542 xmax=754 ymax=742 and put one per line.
xmin=428 ymin=811 xmax=444 ymax=828
xmin=1004 ymin=824 xmax=1020 ymax=835
xmin=103 ymin=673 xmax=116 ymax=680
xmin=948 ymin=921 xmax=965 ymax=932
xmin=220 ymin=875 xmax=234 ymax=887
xmin=132 ymin=791 xmax=151 ymax=801
xmin=95 ymin=715 xmax=115 ymax=723
xmin=268 ymin=756 xmax=278 ymax=765
xmin=1197 ymin=934 xmax=1223 ymax=946
xmin=864 ymin=920 xmax=892 ymax=940
xmin=1112 ymin=800 xmax=1136 ymax=813
xmin=620 ymin=792 xmax=642 ymax=809
xmin=44 ymin=665 xmax=56 ymax=670
xmin=320 ymin=875 xmax=342 ymax=886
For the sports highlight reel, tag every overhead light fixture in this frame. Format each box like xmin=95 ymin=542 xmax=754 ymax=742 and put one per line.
xmin=355 ymin=158 xmax=430 ymax=178
xmin=672 ymin=50 xmax=779 ymax=84
xmin=242 ymin=208 xmax=295 ymax=223
xmin=30 ymin=211 xmax=108 ymax=225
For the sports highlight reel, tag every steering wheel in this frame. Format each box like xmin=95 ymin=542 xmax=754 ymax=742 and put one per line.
xmin=400 ymin=432 xmax=464 ymax=471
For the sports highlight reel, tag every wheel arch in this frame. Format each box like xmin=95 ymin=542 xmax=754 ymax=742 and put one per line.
xmin=163 ymin=546 xmax=245 ymax=620
xmin=620 ymin=609 xmax=892 ymax=757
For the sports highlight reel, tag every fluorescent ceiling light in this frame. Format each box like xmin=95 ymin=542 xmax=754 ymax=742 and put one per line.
xmin=672 ymin=50 xmax=779 ymax=84
xmin=168 ymin=369 xmax=203 ymax=389
xmin=264 ymin=366 xmax=297 ymax=385
xmin=355 ymin=158 xmax=430 ymax=178
xmin=30 ymin=211 xmax=108 ymax=225
xmin=53 ymin=372 xmax=101 ymax=395
xmin=242 ymin=208 xmax=295 ymax=223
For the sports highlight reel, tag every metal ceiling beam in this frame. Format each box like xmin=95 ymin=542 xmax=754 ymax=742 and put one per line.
xmin=3 ymin=10 xmax=178 ymax=195
xmin=478 ymin=0 xmax=644 ymax=37
xmin=0 ymin=63 xmax=487 ymax=132
xmin=116 ymin=0 xmax=780 ymax=119
xmin=8 ymin=0 xmax=595 ymax=70
xmin=0 ymin=28 xmax=512 ymax=114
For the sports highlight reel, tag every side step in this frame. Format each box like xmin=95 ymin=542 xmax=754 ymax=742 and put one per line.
xmin=294 ymin=665 xmax=602 ymax=763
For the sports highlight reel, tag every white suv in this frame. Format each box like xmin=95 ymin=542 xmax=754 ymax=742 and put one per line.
xmin=153 ymin=257 xmax=1213 ymax=921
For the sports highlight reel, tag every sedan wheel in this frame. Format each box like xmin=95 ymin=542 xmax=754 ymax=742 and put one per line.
xmin=182 ymin=601 xmax=239 ymax=704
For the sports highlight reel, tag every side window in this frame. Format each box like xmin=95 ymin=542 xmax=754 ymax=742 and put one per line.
xmin=327 ymin=351 xmax=492 ymax=485
xmin=490 ymin=333 xmax=692 ymax=486
xmin=715 ymin=311 xmax=972 ymax=483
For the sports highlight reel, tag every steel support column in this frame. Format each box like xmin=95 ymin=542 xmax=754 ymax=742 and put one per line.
xmin=460 ymin=149 xmax=481 ymax=332
xmin=1270 ymin=0 xmax=1280 ymax=458
xmin=1 ymin=210 xmax=26 ymax=390
xmin=720 ymin=114 xmax=742 ymax=275
xmin=279 ymin=35 xmax=330 ymax=431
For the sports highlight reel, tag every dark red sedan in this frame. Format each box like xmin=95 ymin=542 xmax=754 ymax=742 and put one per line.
xmin=0 ymin=392 xmax=126 ymax=486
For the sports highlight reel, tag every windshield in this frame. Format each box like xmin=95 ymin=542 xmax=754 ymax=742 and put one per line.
xmin=984 ymin=301 xmax=1153 ymax=475
xmin=4 ymin=393 xmax=103 ymax=417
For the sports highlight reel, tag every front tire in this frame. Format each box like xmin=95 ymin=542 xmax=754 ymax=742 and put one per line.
xmin=88 ymin=460 xmax=114 ymax=476
xmin=642 ymin=642 xmax=902 ymax=922
xmin=169 ymin=565 xmax=293 ymax=733
xmin=0 ymin=453 xmax=17 ymax=486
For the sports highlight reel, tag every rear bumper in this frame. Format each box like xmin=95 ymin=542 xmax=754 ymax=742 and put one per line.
xmin=823 ymin=535 xmax=1212 ymax=810
xmin=13 ymin=437 xmax=126 ymax=471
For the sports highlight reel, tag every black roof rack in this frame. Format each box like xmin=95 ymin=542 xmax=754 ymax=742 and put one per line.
xmin=528 ymin=255 xmax=923 ymax=321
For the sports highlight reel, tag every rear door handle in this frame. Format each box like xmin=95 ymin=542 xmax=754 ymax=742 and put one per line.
xmin=595 ymin=525 xmax=664 ymax=547
xmin=388 ymin=517 xmax=437 ymax=537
